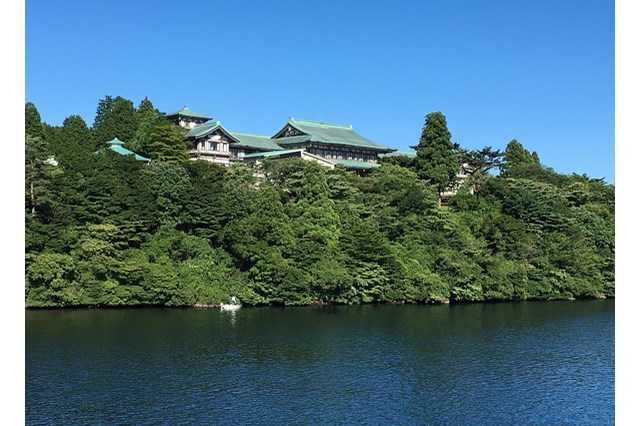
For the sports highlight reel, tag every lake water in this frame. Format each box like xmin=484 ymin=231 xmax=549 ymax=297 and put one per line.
xmin=26 ymin=300 xmax=614 ymax=425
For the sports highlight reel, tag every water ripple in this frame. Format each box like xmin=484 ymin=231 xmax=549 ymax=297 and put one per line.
xmin=26 ymin=301 xmax=614 ymax=425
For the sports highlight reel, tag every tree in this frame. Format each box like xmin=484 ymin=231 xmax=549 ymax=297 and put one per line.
xmin=130 ymin=97 xmax=160 ymax=155
xmin=25 ymin=136 xmax=56 ymax=218
xmin=49 ymin=115 xmax=94 ymax=169
xmin=26 ymin=102 xmax=46 ymax=140
xmin=92 ymin=95 xmax=140 ymax=148
xmin=146 ymin=119 xmax=189 ymax=162
xmin=378 ymin=153 xmax=414 ymax=169
xmin=178 ymin=160 xmax=227 ymax=241
xmin=141 ymin=161 xmax=190 ymax=226
xmin=500 ymin=139 xmax=540 ymax=178
xmin=412 ymin=112 xmax=460 ymax=202
xmin=459 ymin=146 xmax=503 ymax=195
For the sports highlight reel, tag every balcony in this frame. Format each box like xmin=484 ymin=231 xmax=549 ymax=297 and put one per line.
xmin=189 ymin=149 xmax=231 ymax=158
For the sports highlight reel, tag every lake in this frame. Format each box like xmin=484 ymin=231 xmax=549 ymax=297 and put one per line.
xmin=26 ymin=300 xmax=614 ymax=425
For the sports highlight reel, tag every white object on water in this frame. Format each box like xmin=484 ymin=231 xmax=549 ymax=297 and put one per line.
xmin=220 ymin=297 xmax=241 ymax=312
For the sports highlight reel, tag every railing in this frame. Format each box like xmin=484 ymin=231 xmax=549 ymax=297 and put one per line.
xmin=189 ymin=149 xmax=231 ymax=156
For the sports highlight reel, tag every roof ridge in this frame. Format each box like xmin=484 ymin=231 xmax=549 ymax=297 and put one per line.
xmin=167 ymin=106 xmax=213 ymax=119
xmin=289 ymin=117 xmax=352 ymax=130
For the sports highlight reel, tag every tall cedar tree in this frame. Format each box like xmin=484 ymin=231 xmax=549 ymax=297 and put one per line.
xmin=26 ymin=102 xmax=46 ymax=140
xmin=54 ymin=115 xmax=94 ymax=169
xmin=500 ymin=139 xmax=540 ymax=177
xmin=413 ymin=112 xmax=459 ymax=198
xmin=130 ymin=97 xmax=160 ymax=155
xmin=92 ymin=96 xmax=140 ymax=149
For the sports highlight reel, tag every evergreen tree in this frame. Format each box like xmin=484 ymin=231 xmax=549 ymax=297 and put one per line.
xmin=25 ymin=102 xmax=46 ymax=140
xmin=287 ymin=162 xmax=344 ymax=300
xmin=459 ymin=146 xmax=503 ymax=195
xmin=130 ymin=97 xmax=160 ymax=155
xmin=179 ymin=160 xmax=227 ymax=241
xmin=92 ymin=95 xmax=140 ymax=148
xmin=141 ymin=161 xmax=190 ymax=226
xmin=23 ymin=97 xmax=616 ymax=308
xmin=413 ymin=112 xmax=460 ymax=200
xmin=147 ymin=119 xmax=189 ymax=162
xmin=25 ymin=136 xmax=55 ymax=218
xmin=50 ymin=115 xmax=94 ymax=169
xmin=500 ymin=139 xmax=540 ymax=177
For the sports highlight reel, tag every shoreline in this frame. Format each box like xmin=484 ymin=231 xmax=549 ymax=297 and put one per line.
xmin=24 ymin=295 xmax=613 ymax=310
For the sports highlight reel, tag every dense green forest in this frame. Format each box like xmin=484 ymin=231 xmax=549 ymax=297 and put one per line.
xmin=25 ymin=97 xmax=615 ymax=307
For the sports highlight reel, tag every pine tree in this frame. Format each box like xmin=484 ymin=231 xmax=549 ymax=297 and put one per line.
xmin=459 ymin=146 xmax=503 ymax=195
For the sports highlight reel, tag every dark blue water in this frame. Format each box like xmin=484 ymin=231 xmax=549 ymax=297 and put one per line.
xmin=26 ymin=300 xmax=614 ymax=425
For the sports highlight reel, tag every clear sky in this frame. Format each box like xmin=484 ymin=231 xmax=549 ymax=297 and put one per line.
xmin=25 ymin=0 xmax=614 ymax=182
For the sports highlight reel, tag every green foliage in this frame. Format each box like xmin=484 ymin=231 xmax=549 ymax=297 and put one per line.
xmin=178 ymin=160 xmax=227 ymax=241
xmin=25 ymin=136 xmax=57 ymax=218
xmin=48 ymin=115 xmax=94 ymax=169
xmin=92 ymin=95 xmax=139 ymax=148
xmin=26 ymin=102 xmax=46 ymax=140
xmin=24 ymin=100 xmax=614 ymax=308
xmin=413 ymin=112 xmax=460 ymax=195
xmin=459 ymin=146 xmax=503 ymax=195
xmin=130 ymin=97 xmax=160 ymax=155
xmin=378 ymin=154 xmax=414 ymax=169
xmin=141 ymin=161 xmax=190 ymax=226
xmin=26 ymin=253 xmax=83 ymax=307
xmin=500 ymin=139 xmax=541 ymax=178
xmin=287 ymin=162 xmax=341 ymax=264
xmin=146 ymin=119 xmax=189 ymax=162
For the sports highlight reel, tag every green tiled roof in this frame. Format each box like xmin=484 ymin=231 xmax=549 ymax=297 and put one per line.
xmin=243 ymin=149 xmax=379 ymax=170
xmin=105 ymin=138 xmax=150 ymax=162
xmin=185 ymin=122 xmax=241 ymax=143
xmin=273 ymin=118 xmax=394 ymax=153
xmin=379 ymin=151 xmax=416 ymax=158
xmin=166 ymin=106 xmax=213 ymax=121
xmin=231 ymin=132 xmax=284 ymax=152
xmin=332 ymin=160 xmax=380 ymax=169
xmin=244 ymin=149 xmax=304 ymax=159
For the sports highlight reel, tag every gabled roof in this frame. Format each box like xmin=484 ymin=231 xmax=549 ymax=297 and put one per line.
xmin=272 ymin=118 xmax=395 ymax=153
xmin=185 ymin=121 xmax=241 ymax=143
xmin=105 ymin=138 xmax=150 ymax=162
xmin=166 ymin=106 xmax=213 ymax=121
xmin=230 ymin=132 xmax=284 ymax=152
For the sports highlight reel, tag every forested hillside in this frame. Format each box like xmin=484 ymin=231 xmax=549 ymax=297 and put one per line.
xmin=25 ymin=98 xmax=615 ymax=307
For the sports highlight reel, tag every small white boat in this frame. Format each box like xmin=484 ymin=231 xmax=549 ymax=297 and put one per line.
xmin=220 ymin=296 xmax=242 ymax=312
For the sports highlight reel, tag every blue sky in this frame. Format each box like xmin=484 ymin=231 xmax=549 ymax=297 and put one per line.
xmin=25 ymin=0 xmax=614 ymax=182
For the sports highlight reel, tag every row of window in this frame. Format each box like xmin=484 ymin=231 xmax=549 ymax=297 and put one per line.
xmin=194 ymin=142 xmax=378 ymax=162
xmin=198 ymin=141 xmax=230 ymax=152
xmin=309 ymin=149 xmax=377 ymax=162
